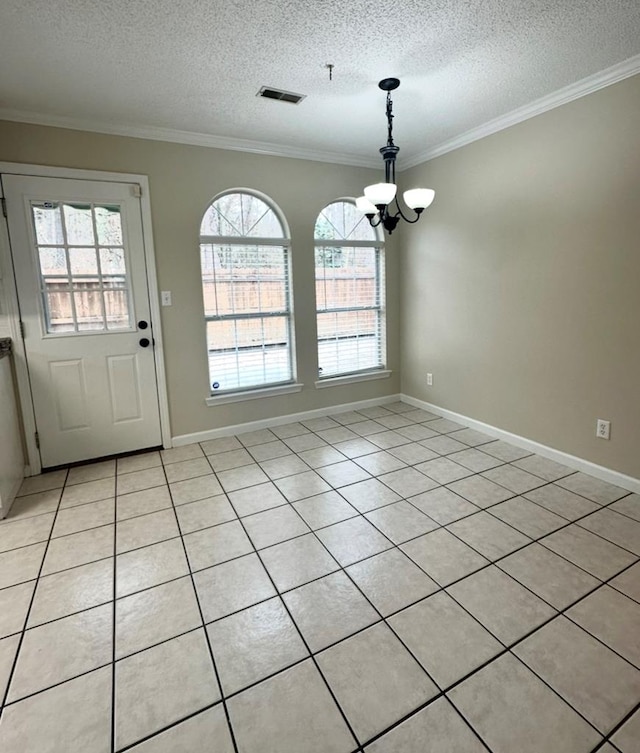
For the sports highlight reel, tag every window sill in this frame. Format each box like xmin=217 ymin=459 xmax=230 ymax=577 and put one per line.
xmin=315 ymin=370 xmax=392 ymax=389
xmin=206 ymin=382 xmax=304 ymax=406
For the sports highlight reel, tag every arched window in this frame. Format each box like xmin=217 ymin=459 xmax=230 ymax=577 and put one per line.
xmin=200 ymin=191 xmax=294 ymax=394
xmin=314 ymin=200 xmax=385 ymax=379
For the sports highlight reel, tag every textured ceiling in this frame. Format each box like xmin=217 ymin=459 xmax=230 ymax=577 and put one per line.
xmin=1 ymin=0 xmax=639 ymax=167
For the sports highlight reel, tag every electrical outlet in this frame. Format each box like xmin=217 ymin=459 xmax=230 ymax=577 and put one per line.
xmin=427 ymin=373 xmax=433 ymax=386
xmin=596 ymin=419 xmax=610 ymax=440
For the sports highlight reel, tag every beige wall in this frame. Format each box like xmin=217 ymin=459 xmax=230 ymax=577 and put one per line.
xmin=2 ymin=73 xmax=639 ymax=477
xmin=401 ymin=74 xmax=640 ymax=478
xmin=0 ymin=123 xmax=400 ymax=437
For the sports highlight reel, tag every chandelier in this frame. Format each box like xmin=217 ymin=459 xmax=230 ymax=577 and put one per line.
xmin=356 ymin=78 xmax=435 ymax=234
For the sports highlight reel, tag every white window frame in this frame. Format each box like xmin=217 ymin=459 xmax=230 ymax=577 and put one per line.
xmin=314 ymin=199 xmax=387 ymax=386
xmin=200 ymin=190 xmax=299 ymax=401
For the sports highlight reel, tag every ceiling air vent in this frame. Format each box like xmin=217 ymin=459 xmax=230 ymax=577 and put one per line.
xmin=257 ymin=86 xmax=305 ymax=104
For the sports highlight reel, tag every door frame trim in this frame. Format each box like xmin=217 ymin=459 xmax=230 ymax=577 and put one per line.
xmin=0 ymin=162 xmax=172 ymax=474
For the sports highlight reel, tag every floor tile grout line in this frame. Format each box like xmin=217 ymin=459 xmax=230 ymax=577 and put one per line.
xmin=592 ymin=742 xmax=623 ymax=753
xmin=115 ymin=502 xmax=175 ymax=525
xmin=0 ymin=583 xmax=498 ymax=711
xmin=228 ymin=442 xmax=524 ymax=512
xmin=605 ymin=502 xmax=639 ymax=525
xmin=0 ymin=530 xmax=63 ymax=557
xmin=54 ymin=495 xmax=121 ymax=515
xmin=1 ymin=433 xmax=552 ymax=529
xmin=402 ymin=489 xmax=486 ymax=523
xmin=359 ymin=550 xmax=640 ymax=750
xmin=192 ymin=430 xmax=627 ymax=545
xmin=345 ymin=473 xmax=566 ymax=751
xmin=0 ymin=437 xmax=621 ymax=562
xmin=0 ymin=466 xmax=69 ymax=718
xmin=284 ymin=420 xmax=629 ymax=509
xmin=437 ymin=524 xmax=640 ymax=665
xmin=2 ymin=416 xmax=638 ymax=746
xmin=1 ymin=658 xmax=116 ymax=710
xmin=539 ymin=489 xmax=640 ymax=555
xmin=5 ymin=527 xmax=636 ymax=726
xmin=607 ymin=580 xmax=640 ymax=607
xmin=209 ymin=653 xmax=314 ymax=705
xmin=4 ymin=627 xmax=205 ymax=697
xmin=11 ymin=486 xmax=64 ymax=502
xmin=200 ymin=421 xmax=640 ymax=739
xmin=0 ymin=584 xmax=613 ymax=746
xmin=434 ymin=695 xmax=495 ymax=753
xmin=560 ymin=600 xmax=640 ymax=671
xmin=359 ymin=689 xmax=490 ymax=752
xmin=271 ymin=436 xmax=525 ymax=515
xmin=599 ymin=698 xmax=640 ymax=750
xmin=156 ymin=458 xmax=242 ymax=753
xmin=227 ymin=413 xmax=483 ymax=497
xmin=113 ymin=700 xmax=226 ymax=753
xmin=211 ymin=454 xmax=364 ymax=752
xmin=503 ymin=650 xmax=622 ymax=743
xmin=0 ymin=498 xmax=62 ymax=525
xmin=183 ymin=464 xmax=619 ymax=570
xmin=35 ymin=495 xmax=173 ymax=547
xmin=386 ymin=452 xmax=619 ymax=515
xmin=500 ymin=653 xmax=606 ymax=739
xmin=534 ymin=516 xmax=640 ymax=569
xmin=13 ymin=596 xmax=116 ymax=635
xmin=463 ymin=553 xmax=640 ymax=670
xmin=571 ymin=507 xmax=640 ymax=555
xmin=219 ymin=458 xmax=507 ymax=752
xmin=361 ymin=502 xmax=640 ymax=742
xmin=3 ymin=478 xmax=636 ymax=626
xmin=3 ymin=480 xmax=634 ymax=621
xmin=50 ymin=525 xmax=183 ymax=560
xmin=299 ymin=518 xmax=477 ymax=743
xmin=0 ymin=551 xmax=115 ymax=591
xmin=15 ymin=408 xmax=629 ymax=499
xmin=437 ymin=489 xmax=640 ymax=588
xmin=2 ymin=592 xmax=314 ymax=710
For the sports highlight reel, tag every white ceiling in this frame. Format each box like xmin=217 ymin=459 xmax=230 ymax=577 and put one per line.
xmin=1 ymin=0 xmax=639 ymax=168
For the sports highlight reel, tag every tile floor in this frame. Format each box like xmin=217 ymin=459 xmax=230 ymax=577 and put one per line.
xmin=0 ymin=401 xmax=639 ymax=752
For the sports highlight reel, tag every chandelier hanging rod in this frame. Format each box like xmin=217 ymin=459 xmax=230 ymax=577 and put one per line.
xmin=356 ymin=78 xmax=435 ymax=235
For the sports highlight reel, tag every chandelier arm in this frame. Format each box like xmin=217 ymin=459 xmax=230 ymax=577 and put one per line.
xmin=392 ymin=199 xmax=423 ymax=224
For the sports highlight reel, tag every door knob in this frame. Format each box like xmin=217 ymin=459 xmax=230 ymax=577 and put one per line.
xmin=139 ymin=338 xmax=150 ymax=348
xmin=138 ymin=320 xmax=149 ymax=330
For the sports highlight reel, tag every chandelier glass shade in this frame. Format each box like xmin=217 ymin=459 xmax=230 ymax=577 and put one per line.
xmin=357 ymin=78 xmax=435 ymax=235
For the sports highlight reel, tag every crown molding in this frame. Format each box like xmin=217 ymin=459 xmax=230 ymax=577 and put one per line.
xmin=0 ymin=109 xmax=379 ymax=169
xmin=400 ymin=53 xmax=640 ymax=170
xmin=1 ymin=53 xmax=639 ymax=172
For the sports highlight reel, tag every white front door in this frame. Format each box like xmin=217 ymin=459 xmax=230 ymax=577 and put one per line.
xmin=3 ymin=174 xmax=162 ymax=468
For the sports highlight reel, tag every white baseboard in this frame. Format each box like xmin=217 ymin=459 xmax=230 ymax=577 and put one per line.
xmin=401 ymin=394 xmax=640 ymax=495
xmin=172 ymin=393 xmax=402 ymax=446
xmin=172 ymin=390 xmax=639 ymax=494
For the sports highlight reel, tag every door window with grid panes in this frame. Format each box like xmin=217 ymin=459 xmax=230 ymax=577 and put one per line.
xmin=200 ymin=191 xmax=294 ymax=394
xmin=314 ymin=199 xmax=385 ymax=379
xmin=31 ymin=201 xmax=131 ymax=334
